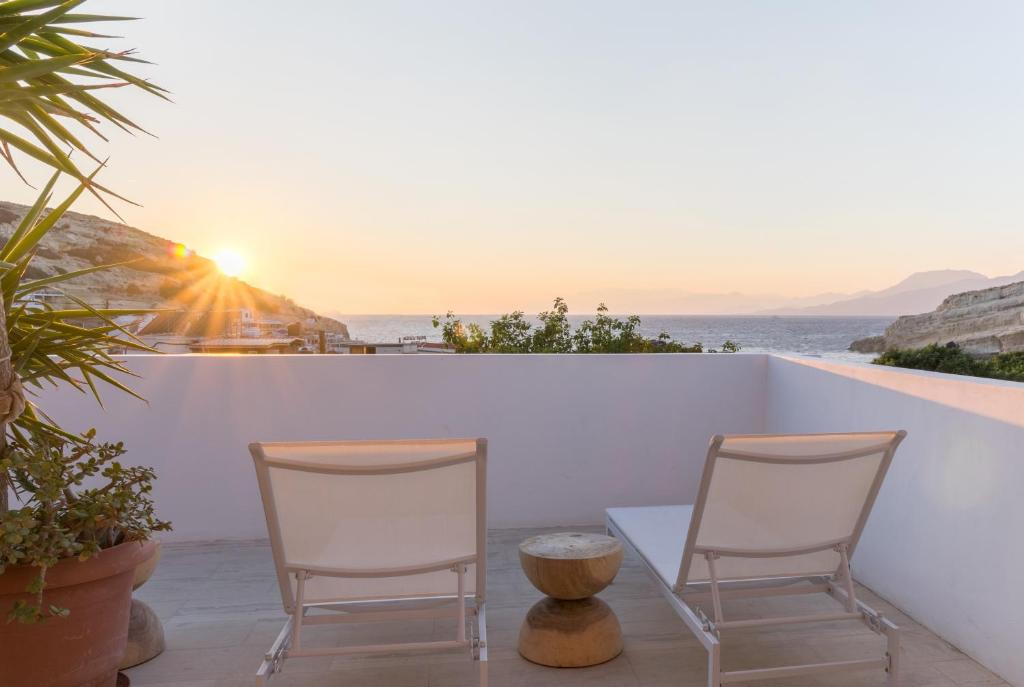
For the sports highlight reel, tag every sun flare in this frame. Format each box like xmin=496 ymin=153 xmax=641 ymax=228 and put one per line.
xmin=213 ymin=249 xmax=246 ymax=278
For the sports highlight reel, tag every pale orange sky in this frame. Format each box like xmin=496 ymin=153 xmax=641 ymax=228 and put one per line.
xmin=2 ymin=1 xmax=1023 ymax=314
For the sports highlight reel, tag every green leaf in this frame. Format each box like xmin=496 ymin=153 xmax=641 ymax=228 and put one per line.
xmin=0 ymin=169 xmax=57 ymax=257
xmin=0 ymin=1 xmax=70 ymax=16
xmin=51 ymin=14 xmax=139 ymax=24
xmin=0 ymin=52 xmax=90 ymax=83
xmin=2 ymin=163 xmax=97 ymax=263
xmin=0 ymin=127 xmax=75 ymax=176
xmin=0 ymin=81 xmax=125 ymax=101
xmin=0 ymin=0 xmax=85 ymax=53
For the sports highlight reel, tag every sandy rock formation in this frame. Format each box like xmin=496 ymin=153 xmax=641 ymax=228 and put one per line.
xmin=851 ymin=281 xmax=1024 ymax=355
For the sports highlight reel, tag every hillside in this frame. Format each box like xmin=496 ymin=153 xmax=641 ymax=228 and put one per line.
xmin=760 ymin=270 xmax=1024 ymax=317
xmin=0 ymin=201 xmax=348 ymax=338
xmin=851 ymin=280 xmax=1024 ymax=355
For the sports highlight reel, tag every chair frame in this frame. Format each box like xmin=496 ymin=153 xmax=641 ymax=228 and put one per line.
xmin=606 ymin=430 xmax=906 ymax=686
xmin=250 ymin=438 xmax=489 ymax=686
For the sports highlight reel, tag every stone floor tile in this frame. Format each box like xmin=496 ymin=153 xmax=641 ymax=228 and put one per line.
xmin=126 ymin=529 xmax=1006 ymax=687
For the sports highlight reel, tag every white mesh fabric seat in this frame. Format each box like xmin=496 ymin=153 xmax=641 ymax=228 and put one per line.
xmin=258 ymin=440 xmax=483 ymax=604
xmin=606 ymin=431 xmax=906 ymax=687
xmin=251 ymin=438 xmax=488 ymax=686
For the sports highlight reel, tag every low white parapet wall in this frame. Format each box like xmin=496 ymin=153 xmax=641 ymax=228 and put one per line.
xmin=38 ymin=353 xmax=768 ymax=541
xmin=767 ymin=356 xmax=1024 ymax=687
xmin=36 ymin=352 xmax=1024 ymax=684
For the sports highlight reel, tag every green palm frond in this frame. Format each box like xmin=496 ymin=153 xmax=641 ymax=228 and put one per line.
xmin=0 ymin=174 xmax=159 ymax=443
xmin=0 ymin=1 xmax=163 ymax=209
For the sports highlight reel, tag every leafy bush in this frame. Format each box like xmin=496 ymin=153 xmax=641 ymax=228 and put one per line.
xmin=158 ymin=278 xmax=183 ymax=299
xmin=66 ymin=243 xmax=144 ymax=266
xmin=65 ymin=245 xmax=107 ymax=263
xmin=0 ymin=433 xmax=170 ymax=623
xmin=987 ymin=352 xmax=1024 ymax=381
xmin=873 ymin=343 xmax=1024 ymax=382
xmin=433 ymin=298 xmax=740 ymax=354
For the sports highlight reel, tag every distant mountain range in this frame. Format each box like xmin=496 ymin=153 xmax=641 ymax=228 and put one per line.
xmin=568 ymin=288 xmax=853 ymax=315
xmin=574 ymin=270 xmax=1024 ymax=317
xmin=758 ymin=270 xmax=1024 ymax=317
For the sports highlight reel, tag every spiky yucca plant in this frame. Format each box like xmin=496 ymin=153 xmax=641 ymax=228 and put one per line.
xmin=0 ymin=1 xmax=172 ymax=622
xmin=0 ymin=3 xmax=163 ymax=518
xmin=0 ymin=0 xmax=168 ymax=206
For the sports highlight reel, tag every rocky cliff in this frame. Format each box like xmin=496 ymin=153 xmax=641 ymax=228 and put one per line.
xmin=851 ymin=280 xmax=1024 ymax=354
xmin=0 ymin=201 xmax=348 ymax=338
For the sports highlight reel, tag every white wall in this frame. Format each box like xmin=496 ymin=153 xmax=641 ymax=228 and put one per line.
xmin=38 ymin=353 xmax=767 ymax=542
xmin=37 ymin=352 xmax=1024 ymax=683
xmin=767 ymin=356 xmax=1024 ymax=687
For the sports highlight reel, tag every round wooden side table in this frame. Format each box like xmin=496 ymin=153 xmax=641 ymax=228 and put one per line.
xmin=517 ymin=532 xmax=624 ymax=667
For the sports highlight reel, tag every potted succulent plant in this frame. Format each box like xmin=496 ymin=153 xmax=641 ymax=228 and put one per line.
xmin=0 ymin=3 xmax=169 ymax=686
xmin=0 ymin=435 xmax=169 ymax=686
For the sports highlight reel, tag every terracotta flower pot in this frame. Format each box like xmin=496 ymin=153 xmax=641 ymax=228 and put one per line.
xmin=131 ymin=540 xmax=161 ymax=591
xmin=0 ymin=540 xmax=157 ymax=687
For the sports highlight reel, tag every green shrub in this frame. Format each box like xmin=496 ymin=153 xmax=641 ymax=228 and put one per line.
xmin=0 ymin=433 xmax=170 ymax=623
xmin=985 ymin=351 xmax=1024 ymax=381
xmin=433 ymin=298 xmax=739 ymax=354
xmin=873 ymin=343 xmax=1024 ymax=382
xmin=33 ymin=247 xmax=61 ymax=260
xmin=158 ymin=278 xmax=183 ymax=299
xmin=65 ymin=245 xmax=107 ymax=263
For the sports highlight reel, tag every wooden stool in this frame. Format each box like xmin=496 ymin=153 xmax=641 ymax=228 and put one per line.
xmin=518 ymin=532 xmax=624 ymax=667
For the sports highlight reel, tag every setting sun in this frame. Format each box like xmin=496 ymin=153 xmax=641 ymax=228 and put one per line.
xmin=213 ymin=249 xmax=246 ymax=278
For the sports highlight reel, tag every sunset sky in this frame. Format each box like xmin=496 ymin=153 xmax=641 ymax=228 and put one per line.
xmin=1 ymin=1 xmax=1023 ymax=314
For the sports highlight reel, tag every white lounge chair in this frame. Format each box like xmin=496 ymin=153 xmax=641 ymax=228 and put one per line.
xmin=249 ymin=438 xmax=488 ymax=685
xmin=606 ymin=431 xmax=906 ymax=686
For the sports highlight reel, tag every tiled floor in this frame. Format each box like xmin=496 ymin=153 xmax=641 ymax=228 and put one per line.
xmin=128 ymin=528 xmax=1007 ymax=687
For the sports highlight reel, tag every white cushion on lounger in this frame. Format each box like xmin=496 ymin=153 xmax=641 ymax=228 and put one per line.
xmin=606 ymin=505 xmax=692 ymax=588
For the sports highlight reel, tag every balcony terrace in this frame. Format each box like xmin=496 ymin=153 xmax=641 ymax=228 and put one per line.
xmin=38 ymin=353 xmax=1024 ymax=687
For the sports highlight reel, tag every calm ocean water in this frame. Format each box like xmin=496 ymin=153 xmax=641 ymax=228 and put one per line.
xmin=338 ymin=315 xmax=891 ymax=362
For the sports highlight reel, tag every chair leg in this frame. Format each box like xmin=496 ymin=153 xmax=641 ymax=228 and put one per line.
xmin=885 ymin=623 xmax=901 ymax=686
xmin=707 ymin=642 xmax=721 ymax=687
xmin=255 ymin=616 xmax=292 ymax=685
xmin=477 ymin=601 xmax=489 ymax=687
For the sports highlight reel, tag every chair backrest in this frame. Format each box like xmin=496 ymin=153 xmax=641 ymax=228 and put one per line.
xmin=250 ymin=438 xmax=487 ymax=611
xmin=676 ymin=431 xmax=905 ymax=589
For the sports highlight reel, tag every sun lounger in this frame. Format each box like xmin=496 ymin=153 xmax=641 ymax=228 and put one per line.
xmin=606 ymin=431 xmax=906 ymax=686
xmin=249 ymin=438 xmax=488 ymax=685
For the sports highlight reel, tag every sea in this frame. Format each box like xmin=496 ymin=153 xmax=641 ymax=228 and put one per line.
xmin=337 ymin=315 xmax=891 ymax=363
